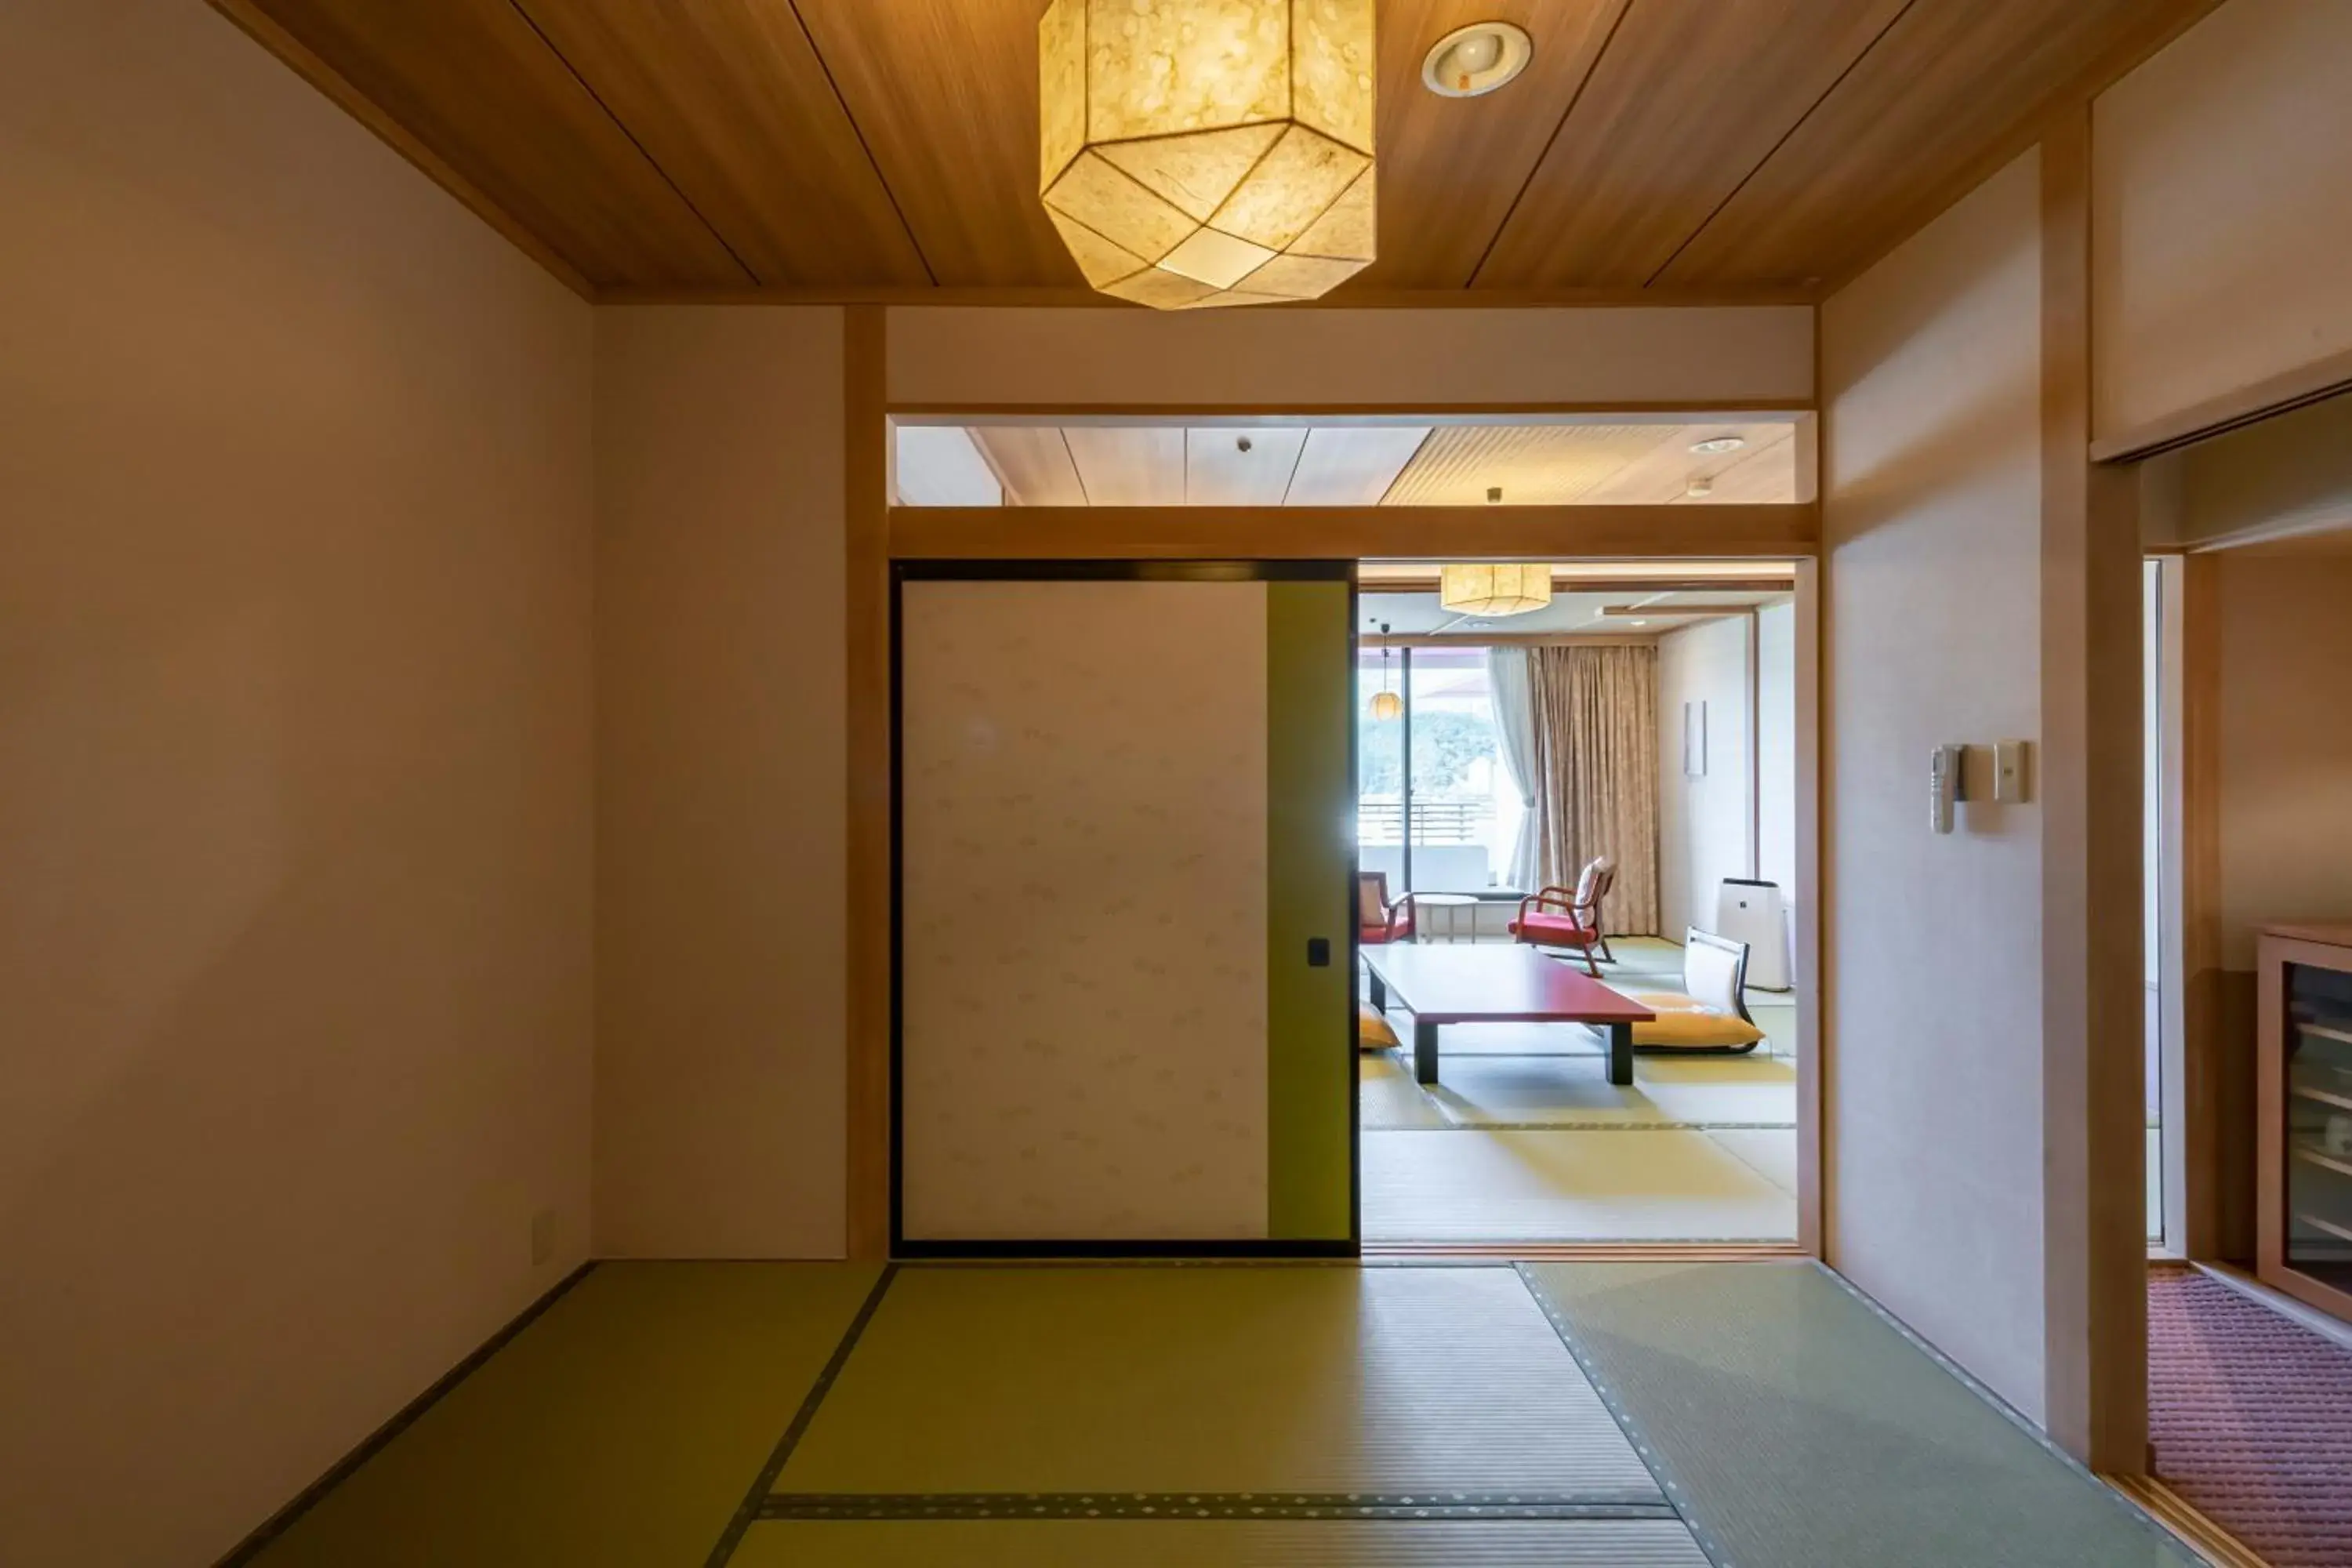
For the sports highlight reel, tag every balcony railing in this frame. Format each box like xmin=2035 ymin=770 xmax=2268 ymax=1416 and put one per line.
xmin=1357 ymin=797 xmax=1494 ymax=845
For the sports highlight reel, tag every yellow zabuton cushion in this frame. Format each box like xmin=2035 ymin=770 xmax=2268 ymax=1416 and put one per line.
xmin=1625 ymin=990 xmax=1765 ymax=1049
xmin=1358 ymin=1004 xmax=1399 ymax=1050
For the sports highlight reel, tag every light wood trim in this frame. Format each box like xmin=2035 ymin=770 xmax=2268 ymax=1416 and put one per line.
xmin=2091 ymin=343 xmax=2352 ymax=464
xmin=888 ymin=504 xmax=1818 ymax=561
xmin=2151 ymin=555 xmax=2189 ymax=1258
xmin=596 ymin=284 xmax=1825 ymax=308
xmin=1805 ymin=298 xmax=1828 ymax=1268
xmin=1363 ymin=633 xmax=1656 ymax=649
xmin=1744 ymin=608 xmax=1762 ymax=880
xmin=2107 ymin=1474 xmax=2270 ymax=1568
xmin=844 ymin=307 xmax=890 ymax=1260
xmin=2038 ymin=107 xmax=2147 ymax=1474
xmin=206 ymin=0 xmax=595 ymax=300
xmin=2180 ymin=553 xmax=2223 ymax=1260
xmin=887 ymin=402 xmax=1818 ymax=422
xmin=2256 ymin=931 xmax=2352 ymax=1327
xmin=1597 ymin=605 xmax=1743 ymax=620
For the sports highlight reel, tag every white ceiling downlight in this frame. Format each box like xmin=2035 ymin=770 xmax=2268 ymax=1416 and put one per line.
xmin=1421 ymin=23 xmax=1534 ymax=99
xmin=1690 ymin=436 xmax=1746 ymax=454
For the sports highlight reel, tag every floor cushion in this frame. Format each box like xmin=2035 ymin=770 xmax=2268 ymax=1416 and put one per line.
xmin=1359 ymin=1003 xmax=1399 ymax=1050
xmin=1624 ymin=990 xmax=1765 ymax=1050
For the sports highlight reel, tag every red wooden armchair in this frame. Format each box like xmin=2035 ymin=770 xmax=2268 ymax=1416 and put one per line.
xmin=1358 ymin=871 xmax=1415 ymax=946
xmin=1508 ymin=857 xmax=1617 ymax=975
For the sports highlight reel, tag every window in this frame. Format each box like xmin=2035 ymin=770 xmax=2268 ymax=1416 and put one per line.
xmin=1357 ymin=647 xmax=1523 ymax=894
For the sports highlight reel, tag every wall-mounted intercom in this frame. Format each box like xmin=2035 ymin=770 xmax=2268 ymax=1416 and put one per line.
xmin=1930 ymin=743 xmax=1967 ymax=833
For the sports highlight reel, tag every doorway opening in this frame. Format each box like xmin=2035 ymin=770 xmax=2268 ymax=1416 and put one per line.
xmin=1354 ymin=560 xmax=1804 ymax=1248
xmin=884 ymin=408 xmax=1817 ymax=1260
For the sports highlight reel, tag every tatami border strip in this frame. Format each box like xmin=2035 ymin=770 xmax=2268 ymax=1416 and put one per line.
xmin=1512 ymin=1262 xmax=1732 ymax=1568
xmin=757 ymin=1490 xmax=1675 ymax=1523
xmin=705 ymin=1262 xmax=900 ymax=1568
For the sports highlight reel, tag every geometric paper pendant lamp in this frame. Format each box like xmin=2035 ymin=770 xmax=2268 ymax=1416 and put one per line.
xmin=1039 ymin=0 xmax=1376 ymax=310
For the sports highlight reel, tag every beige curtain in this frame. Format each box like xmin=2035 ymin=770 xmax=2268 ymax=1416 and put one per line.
xmin=1528 ymin=645 xmax=1660 ymax=935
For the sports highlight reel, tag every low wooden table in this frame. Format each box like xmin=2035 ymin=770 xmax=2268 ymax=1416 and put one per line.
xmin=1361 ymin=942 xmax=1655 ymax=1087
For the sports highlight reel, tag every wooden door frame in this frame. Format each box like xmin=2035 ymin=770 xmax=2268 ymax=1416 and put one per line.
xmin=844 ymin=303 xmax=1827 ymax=1261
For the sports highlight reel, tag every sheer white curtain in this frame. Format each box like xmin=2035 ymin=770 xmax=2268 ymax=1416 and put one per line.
xmin=1485 ymin=647 xmax=1542 ymax=893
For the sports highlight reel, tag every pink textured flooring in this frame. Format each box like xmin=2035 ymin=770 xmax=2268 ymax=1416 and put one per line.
xmin=2148 ymin=1268 xmax=2352 ymax=1566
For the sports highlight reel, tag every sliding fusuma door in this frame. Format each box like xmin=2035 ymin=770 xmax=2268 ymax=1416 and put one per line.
xmin=895 ymin=564 xmax=1355 ymax=1253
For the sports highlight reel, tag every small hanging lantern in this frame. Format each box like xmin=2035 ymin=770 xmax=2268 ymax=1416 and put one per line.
xmin=1370 ymin=624 xmax=1402 ymax=720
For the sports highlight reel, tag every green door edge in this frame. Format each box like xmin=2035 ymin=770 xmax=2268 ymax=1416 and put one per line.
xmin=1265 ymin=579 xmax=1356 ymax=1241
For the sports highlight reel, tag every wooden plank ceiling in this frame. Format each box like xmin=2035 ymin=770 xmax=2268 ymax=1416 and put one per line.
xmin=920 ymin=420 xmax=1796 ymax=506
xmin=221 ymin=0 xmax=2212 ymax=299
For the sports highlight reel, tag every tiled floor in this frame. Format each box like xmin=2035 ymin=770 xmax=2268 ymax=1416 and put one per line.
xmin=1361 ymin=937 xmax=1801 ymax=1243
xmin=237 ymin=1260 xmax=2198 ymax=1568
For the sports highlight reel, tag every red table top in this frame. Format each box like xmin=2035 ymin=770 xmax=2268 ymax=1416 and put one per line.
xmin=1360 ymin=943 xmax=1655 ymax=1025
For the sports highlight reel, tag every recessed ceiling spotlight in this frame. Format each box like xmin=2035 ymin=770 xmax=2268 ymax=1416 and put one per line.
xmin=1422 ymin=22 xmax=1534 ymax=98
xmin=1631 ymin=619 xmax=1649 ymax=626
xmin=1690 ymin=436 xmax=1746 ymax=454
xmin=1686 ymin=477 xmax=1715 ymax=499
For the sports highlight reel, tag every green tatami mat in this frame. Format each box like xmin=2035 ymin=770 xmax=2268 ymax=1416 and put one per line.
xmin=245 ymin=1261 xmax=880 ymax=1568
xmin=1359 ymin=1049 xmax=1452 ymax=1128
xmin=733 ymin=1518 xmax=1710 ymax=1566
xmin=1519 ymin=1261 xmax=2198 ymax=1568
xmin=775 ymin=1265 xmax=1658 ymax=1499
xmin=1363 ymin=1128 xmax=1796 ymax=1243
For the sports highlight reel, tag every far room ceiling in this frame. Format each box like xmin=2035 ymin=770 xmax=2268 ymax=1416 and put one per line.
xmin=216 ymin=0 xmax=2214 ymax=298
xmin=895 ymin=419 xmax=1802 ymax=506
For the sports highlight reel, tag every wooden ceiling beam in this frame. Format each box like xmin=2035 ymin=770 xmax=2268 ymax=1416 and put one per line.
xmin=887 ymin=503 xmax=1818 ymax=561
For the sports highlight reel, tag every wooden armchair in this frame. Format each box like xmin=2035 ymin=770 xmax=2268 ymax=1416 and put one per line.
xmin=1357 ymin=870 xmax=1415 ymax=946
xmin=1507 ymin=857 xmax=1617 ymax=975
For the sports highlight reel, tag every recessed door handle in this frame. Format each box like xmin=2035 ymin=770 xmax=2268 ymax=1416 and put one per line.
xmin=1306 ymin=938 xmax=1331 ymax=967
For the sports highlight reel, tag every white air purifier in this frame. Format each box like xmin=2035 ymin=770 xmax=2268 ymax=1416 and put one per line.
xmin=1716 ymin=879 xmax=1791 ymax=991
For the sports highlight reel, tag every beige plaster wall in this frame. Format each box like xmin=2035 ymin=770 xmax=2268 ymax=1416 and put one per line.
xmin=2092 ymin=0 xmax=2352 ymax=441
xmin=887 ymin=305 xmax=1814 ymax=408
xmin=1657 ymin=615 xmax=1755 ymax=941
xmin=592 ymin=307 xmax=850 ymax=1260
xmin=1821 ymin=152 xmax=2051 ymax=1423
xmin=2215 ymin=549 xmax=2352 ymax=971
xmin=0 ymin=2 xmax=593 ymax=1562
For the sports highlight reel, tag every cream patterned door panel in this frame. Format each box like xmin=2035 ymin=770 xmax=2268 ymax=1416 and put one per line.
xmin=899 ymin=579 xmax=1272 ymax=1240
